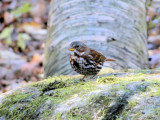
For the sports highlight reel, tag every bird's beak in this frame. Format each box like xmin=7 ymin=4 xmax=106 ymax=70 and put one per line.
xmin=69 ymin=47 xmax=75 ymax=51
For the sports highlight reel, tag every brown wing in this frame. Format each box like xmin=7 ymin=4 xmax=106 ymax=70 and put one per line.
xmin=83 ymin=48 xmax=106 ymax=65
xmin=90 ymin=49 xmax=106 ymax=64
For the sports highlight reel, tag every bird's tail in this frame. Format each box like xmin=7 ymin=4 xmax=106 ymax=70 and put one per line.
xmin=105 ymin=59 xmax=115 ymax=61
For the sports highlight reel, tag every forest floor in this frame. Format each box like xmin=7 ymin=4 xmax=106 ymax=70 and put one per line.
xmin=0 ymin=0 xmax=160 ymax=93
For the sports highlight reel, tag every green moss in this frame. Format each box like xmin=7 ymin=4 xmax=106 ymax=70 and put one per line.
xmin=55 ymin=112 xmax=62 ymax=120
xmin=0 ymin=70 xmax=160 ymax=119
xmin=0 ymin=91 xmax=51 ymax=119
xmin=30 ymin=76 xmax=66 ymax=91
xmin=0 ymin=92 xmax=32 ymax=119
xmin=133 ymin=69 xmax=149 ymax=74
xmin=92 ymin=95 xmax=112 ymax=118
xmin=66 ymin=108 xmax=92 ymax=120
xmin=146 ymin=83 xmax=160 ymax=97
xmin=153 ymin=108 xmax=160 ymax=117
xmin=128 ymin=100 xmax=137 ymax=107
xmin=153 ymin=89 xmax=160 ymax=96
xmin=0 ymin=92 xmax=58 ymax=119
xmin=0 ymin=76 xmax=99 ymax=119
xmin=30 ymin=75 xmax=85 ymax=93
xmin=50 ymin=81 xmax=98 ymax=104
xmin=96 ymin=74 xmax=149 ymax=85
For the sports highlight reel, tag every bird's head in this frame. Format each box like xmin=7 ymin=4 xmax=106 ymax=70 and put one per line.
xmin=69 ymin=41 xmax=87 ymax=54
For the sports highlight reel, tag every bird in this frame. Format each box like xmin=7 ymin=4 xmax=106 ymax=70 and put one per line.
xmin=69 ymin=41 xmax=115 ymax=80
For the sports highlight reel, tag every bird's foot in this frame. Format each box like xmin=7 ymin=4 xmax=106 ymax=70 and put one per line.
xmin=80 ymin=75 xmax=87 ymax=81
xmin=91 ymin=75 xmax=97 ymax=79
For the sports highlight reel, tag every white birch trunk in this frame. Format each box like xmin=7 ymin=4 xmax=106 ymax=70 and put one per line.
xmin=44 ymin=0 xmax=148 ymax=77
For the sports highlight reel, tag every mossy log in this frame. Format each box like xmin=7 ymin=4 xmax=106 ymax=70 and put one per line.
xmin=0 ymin=69 xmax=160 ymax=120
xmin=44 ymin=0 xmax=148 ymax=77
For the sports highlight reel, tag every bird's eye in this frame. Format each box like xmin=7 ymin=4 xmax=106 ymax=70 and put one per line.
xmin=75 ymin=45 xmax=79 ymax=48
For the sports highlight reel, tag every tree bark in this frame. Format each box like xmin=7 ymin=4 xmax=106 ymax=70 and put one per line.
xmin=44 ymin=0 xmax=148 ymax=78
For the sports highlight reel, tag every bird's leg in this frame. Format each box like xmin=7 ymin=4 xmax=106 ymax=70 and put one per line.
xmin=91 ymin=75 xmax=97 ymax=79
xmin=80 ymin=75 xmax=87 ymax=81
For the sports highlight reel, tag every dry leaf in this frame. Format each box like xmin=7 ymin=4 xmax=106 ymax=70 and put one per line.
xmin=30 ymin=0 xmax=46 ymax=18
xmin=31 ymin=53 xmax=42 ymax=63
xmin=4 ymin=12 xmax=15 ymax=24
xmin=19 ymin=21 xmax=42 ymax=34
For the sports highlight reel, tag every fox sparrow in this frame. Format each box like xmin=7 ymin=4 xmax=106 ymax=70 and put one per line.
xmin=69 ymin=41 xmax=115 ymax=79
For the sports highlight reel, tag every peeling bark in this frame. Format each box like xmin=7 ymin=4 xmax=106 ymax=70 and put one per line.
xmin=44 ymin=0 xmax=148 ymax=77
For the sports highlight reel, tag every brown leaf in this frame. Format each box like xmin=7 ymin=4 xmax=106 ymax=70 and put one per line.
xmin=31 ymin=53 xmax=43 ymax=63
xmin=21 ymin=62 xmax=38 ymax=72
xmin=30 ymin=0 xmax=46 ymax=18
xmin=148 ymin=7 xmax=156 ymax=20
xmin=19 ymin=21 xmax=42 ymax=34
xmin=4 ymin=12 xmax=15 ymax=24
xmin=148 ymin=35 xmax=160 ymax=45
